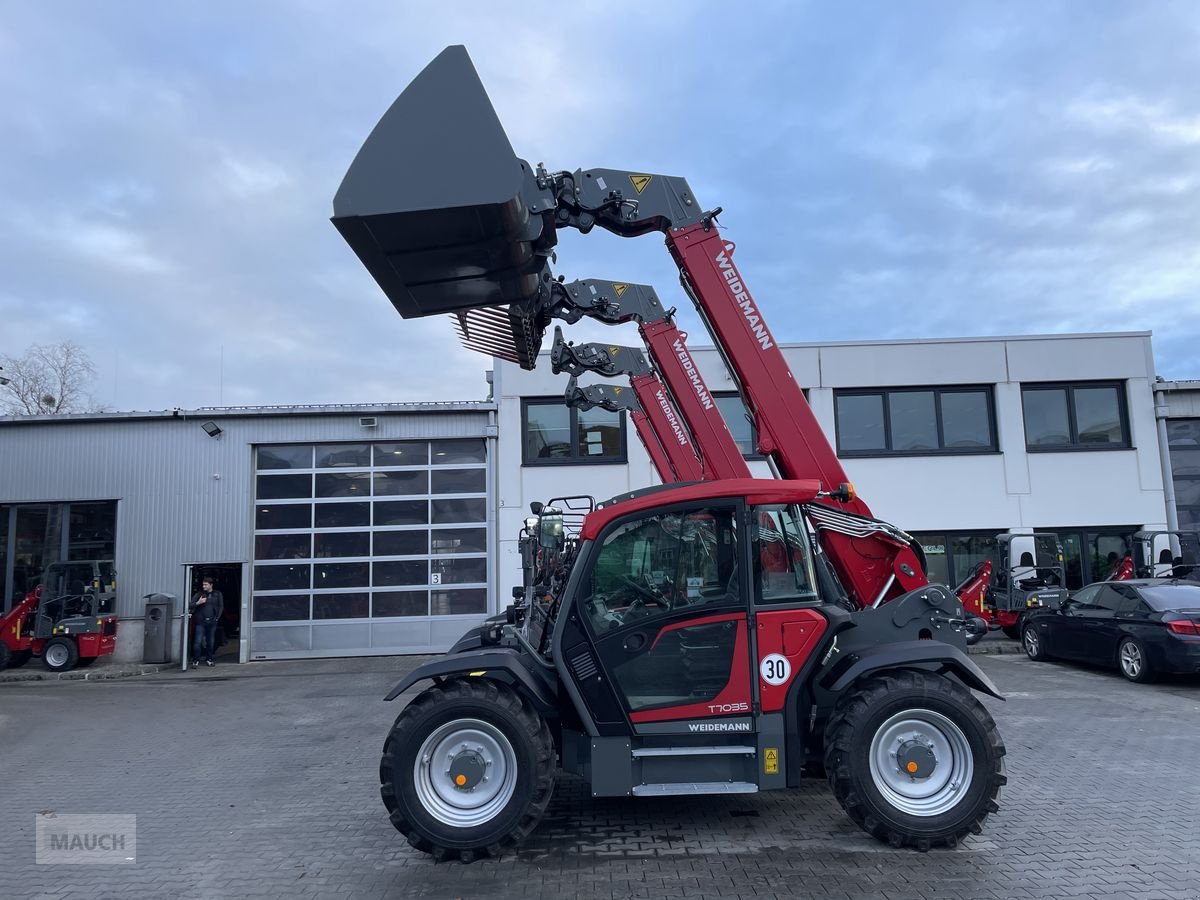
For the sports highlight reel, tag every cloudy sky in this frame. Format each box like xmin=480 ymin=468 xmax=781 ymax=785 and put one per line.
xmin=2 ymin=1 xmax=1198 ymax=411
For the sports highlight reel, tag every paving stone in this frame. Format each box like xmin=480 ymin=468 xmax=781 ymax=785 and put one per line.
xmin=1 ymin=654 xmax=1198 ymax=898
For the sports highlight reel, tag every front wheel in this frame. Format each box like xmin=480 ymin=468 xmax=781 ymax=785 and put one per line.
xmin=824 ymin=670 xmax=1006 ymax=851
xmin=42 ymin=637 xmax=79 ymax=672
xmin=380 ymin=679 xmax=556 ymax=861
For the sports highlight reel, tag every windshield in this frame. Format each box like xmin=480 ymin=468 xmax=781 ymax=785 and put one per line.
xmin=1139 ymin=583 xmax=1200 ymax=611
xmin=1034 ymin=535 xmax=1063 ymax=569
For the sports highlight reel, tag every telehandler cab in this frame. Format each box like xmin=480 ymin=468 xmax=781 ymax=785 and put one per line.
xmin=332 ymin=45 xmax=1004 ymax=860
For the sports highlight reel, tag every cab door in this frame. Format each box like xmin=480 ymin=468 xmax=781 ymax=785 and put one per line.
xmin=573 ymin=501 xmax=753 ymax=724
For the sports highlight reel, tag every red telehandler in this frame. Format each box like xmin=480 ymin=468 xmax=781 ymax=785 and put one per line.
xmin=955 ymin=534 xmax=1068 ymax=639
xmin=1107 ymin=530 xmax=1200 ymax=581
xmin=332 ymin=46 xmax=1002 ymax=861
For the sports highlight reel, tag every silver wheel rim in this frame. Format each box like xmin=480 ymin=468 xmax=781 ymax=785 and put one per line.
xmin=1024 ymin=628 xmax=1039 ymax=657
xmin=868 ymin=709 xmax=975 ymax=817
xmin=1120 ymin=641 xmax=1142 ymax=678
xmin=413 ymin=718 xmax=517 ymax=828
xmin=46 ymin=643 xmax=70 ymax=667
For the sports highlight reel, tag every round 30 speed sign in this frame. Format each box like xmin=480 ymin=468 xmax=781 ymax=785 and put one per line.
xmin=759 ymin=653 xmax=791 ymax=686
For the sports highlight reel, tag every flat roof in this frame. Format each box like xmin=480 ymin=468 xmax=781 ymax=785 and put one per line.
xmin=0 ymin=400 xmax=495 ymax=427
xmin=1157 ymin=380 xmax=1200 ymax=391
xmin=530 ymin=329 xmax=1154 ymax=357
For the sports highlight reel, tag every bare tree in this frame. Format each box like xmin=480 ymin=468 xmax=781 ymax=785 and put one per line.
xmin=0 ymin=341 xmax=102 ymax=415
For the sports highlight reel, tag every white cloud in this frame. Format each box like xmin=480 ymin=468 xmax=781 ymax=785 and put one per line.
xmin=218 ymin=154 xmax=293 ymax=197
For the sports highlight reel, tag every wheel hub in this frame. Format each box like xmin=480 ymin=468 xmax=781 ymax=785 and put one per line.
xmin=448 ymin=748 xmax=487 ymax=791
xmin=413 ymin=719 xmax=517 ymax=828
xmin=895 ymin=739 xmax=937 ymax=779
xmin=868 ymin=709 xmax=974 ymax=817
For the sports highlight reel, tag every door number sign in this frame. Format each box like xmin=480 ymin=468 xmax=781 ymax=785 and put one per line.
xmin=759 ymin=653 xmax=791 ymax=686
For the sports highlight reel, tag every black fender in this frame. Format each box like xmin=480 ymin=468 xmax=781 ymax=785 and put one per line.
xmin=383 ymin=647 xmax=560 ymax=716
xmin=818 ymin=639 xmax=1004 ymax=701
xmin=445 ymin=612 xmax=510 ymax=653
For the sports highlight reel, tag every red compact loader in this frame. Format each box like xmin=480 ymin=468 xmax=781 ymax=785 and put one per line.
xmin=0 ymin=560 xmax=119 ymax=672
xmin=332 ymin=46 xmax=1003 ymax=861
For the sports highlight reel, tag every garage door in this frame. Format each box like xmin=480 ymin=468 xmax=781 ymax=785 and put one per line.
xmin=250 ymin=439 xmax=490 ymax=658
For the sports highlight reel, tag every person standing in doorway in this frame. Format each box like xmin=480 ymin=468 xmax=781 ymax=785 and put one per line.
xmin=190 ymin=577 xmax=224 ymax=668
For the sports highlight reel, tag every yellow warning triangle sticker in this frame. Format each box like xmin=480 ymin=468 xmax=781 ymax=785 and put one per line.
xmin=613 ymin=387 xmax=623 ymax=395
xmin=613 ymin=283 xmax=628 ymax=297
xmin=629 ymin=174 xmax=652 ymax=194
xmin=609 ymin=346 xmax=620 ymax=356
xmin=765 ymin=748 xmax=778 ymax=762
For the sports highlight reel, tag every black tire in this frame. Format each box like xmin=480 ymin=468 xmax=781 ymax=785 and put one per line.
xmin=1118 ymin=637 xmax=1153 ymax=683
xmin=42 ymin=637 xmax=79 ymax=672
xmin=380 ymin=679 xmax=556 ymax=861
xmin=1001 ymin=624 xmax=1020 ymax=640
xmin=10 ymin=650 xmax=31 ymax=669
xmin=824 ymin=670 xmax=1006 ymax=851
xmin=1022 ymin=624 xmax=1049 ymax=661
xmin=76 ymin=656 xmax=99 ymax=668
xmin=0 ymin=642 xmax=10 ymax=669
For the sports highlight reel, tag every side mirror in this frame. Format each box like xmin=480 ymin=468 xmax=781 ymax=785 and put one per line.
xmin=529 ymin=501 xmax=544 ymax=515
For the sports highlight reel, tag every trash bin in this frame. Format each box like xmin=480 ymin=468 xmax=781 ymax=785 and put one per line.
xmin=143 ymin=594 xmax=175 ymax=663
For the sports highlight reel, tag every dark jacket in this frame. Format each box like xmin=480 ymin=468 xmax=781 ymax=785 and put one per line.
xmin=190 ymin=590 xmax=224 ymax=624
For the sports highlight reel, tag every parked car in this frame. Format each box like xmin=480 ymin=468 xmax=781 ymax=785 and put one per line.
xmin=1022 ymin=579 xmax=1200 ymax=682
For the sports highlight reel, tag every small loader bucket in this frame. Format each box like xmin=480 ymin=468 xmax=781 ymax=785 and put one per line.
xmin=332 ymin=45 xmax=551 ymax=318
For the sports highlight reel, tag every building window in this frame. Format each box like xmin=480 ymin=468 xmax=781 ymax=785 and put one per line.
xmin=521 ymin=399 xmax=626 ymax=465
xmin=713 ymin=393 xmax=759 ymax=457
xmin=1167 ymin=419 xmax=1200 ymax=531
xmin=1021 ymin=382 xmax=1130 ymax=450
xmin=1 ymin=501 xmax=118 ymax=611
xmin=1045 ymin=527 xmax=1138 ymax=590
xmin=834 ymin=387 xmax=996 ymax=457
xmin=909 ymin=532 xmax=996 ymax=588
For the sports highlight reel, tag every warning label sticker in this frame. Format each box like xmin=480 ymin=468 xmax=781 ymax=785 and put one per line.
xmin=764 ymin=747 xmax=779 ymax=775
xmin=629 ymin=174 xmax=652 ymax=194
xmin=613 ymin=283 xmax=628 ymax=297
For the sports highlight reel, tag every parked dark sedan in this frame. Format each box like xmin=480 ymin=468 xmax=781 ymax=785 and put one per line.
xmin=1022 ymin=579 xmax=1200 ymax=682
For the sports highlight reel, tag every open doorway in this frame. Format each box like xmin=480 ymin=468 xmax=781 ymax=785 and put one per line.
xmin=187 ymin=563 xmax=244 ymax=663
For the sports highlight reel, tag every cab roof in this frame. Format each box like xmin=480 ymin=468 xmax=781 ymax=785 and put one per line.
xmin=581 ymin=478 xmax=823 ymax=541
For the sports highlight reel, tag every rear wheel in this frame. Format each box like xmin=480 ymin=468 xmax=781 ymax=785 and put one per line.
xmin=76 ymin=657 xmax=99 ymax=668
xmin=825 ymin=670 xmax=1005 ymax=851
xmin=42 ymin=637 xmax=79 ymax=672
xmin=1118 ymin=637 xmax=1152 ymax=683
xmin=1001 ymin=624 xmax=1020 ymax=640
xmin=10 ymin=650 xmax=31 ymax=669
xmin=0 ymin=642 xmax=10 ymax=669
xmin=380 ymin=679 xmax=556 ymax=861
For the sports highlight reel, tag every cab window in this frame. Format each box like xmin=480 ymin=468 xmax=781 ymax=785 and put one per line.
xmin=753 ymin=505 xmax=818 ymax=604
xmin=583 ymin=505 xmax=739 ymax=633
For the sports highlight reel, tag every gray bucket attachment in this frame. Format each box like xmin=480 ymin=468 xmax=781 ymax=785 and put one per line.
xmin=332 ymin=45 xmax=556 ymax=320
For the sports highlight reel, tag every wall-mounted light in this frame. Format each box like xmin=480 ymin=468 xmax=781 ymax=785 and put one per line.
xmin=201 ymin=421 xmax=223 ymax=438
